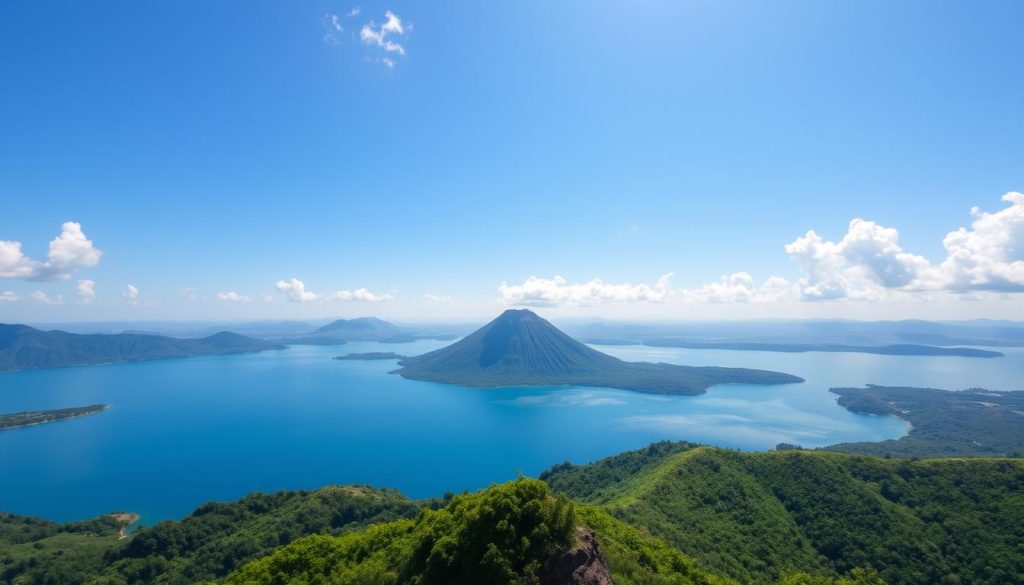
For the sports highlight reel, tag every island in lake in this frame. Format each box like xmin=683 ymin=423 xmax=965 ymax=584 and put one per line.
xmin=0 ymin=404 xmax=109 ymax=430
xmin=334 ymin=352 xmax=407 ymax=361
xmin=394 ymin=309 xmax=803 ymax=395
xmin=824 ymin=384 xmax=1024 ymax=458
xmin=0 ymin=324 xmax=285 ymax=371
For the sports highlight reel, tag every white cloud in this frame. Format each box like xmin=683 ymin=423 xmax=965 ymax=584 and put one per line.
xmin=275 ymin=278 xmax=320 ymax=302
xmin=123 ymin=284 xmax=139 ymax=304
xmin=218 ymin=291 xmax=252 ymax=303
xmin=331 ymin=288 xmax=391 ymax=302
xmin=785 ymin=218 xmax=930 ymax=301
xmin=347 ymin=6 xmax=361 ymax=17
xmin=180 ymin=287 xmax=198 ymax=299
xmin=939 ymin=192 xmax=1024 ymax=292
xmin=0 ymin=222 xmax=102 ymax=281
xmin=679 ymin=272 xmax=793 ymax=303
xmin=782 ymin=193 xmax=1024 ymax=300
xmin=76 ymin=279 xmax=96 ymax=302
xmin=0 ymin=291 xmax=18 ymax=302
xmin=275 ymin=277 xmax=392 ymax=303
xmin=499 ymin=274 xmax=674 ymax=307
xmin=30 ymin=291 xmax=63 ymax=304
xmin=360 ymin=11 xmax=408 ymax=65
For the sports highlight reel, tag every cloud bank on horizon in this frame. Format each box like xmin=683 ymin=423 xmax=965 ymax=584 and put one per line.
xmin=499 ymin=192 xmax=1024 ymax=307
xmin=2 ymin=193 xmax=1023 ymax=314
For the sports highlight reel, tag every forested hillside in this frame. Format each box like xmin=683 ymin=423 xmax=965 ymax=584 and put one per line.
xmin=542 ymin=442 xmax=1024 ymax=585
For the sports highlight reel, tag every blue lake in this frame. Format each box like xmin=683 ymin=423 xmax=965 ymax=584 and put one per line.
xmin=2 ymin=340 xmax=1023 ymax=524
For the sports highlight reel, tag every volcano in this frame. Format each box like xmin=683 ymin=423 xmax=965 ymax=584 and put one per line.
xmin=395 ymin=309 xmax=802 ymax=395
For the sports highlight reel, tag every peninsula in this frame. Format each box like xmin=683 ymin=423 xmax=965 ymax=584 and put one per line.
xmin=824 ymin=384 xmax=1024 ymax=457
xmin=0 ymin=404 xmax=109 ymax=430
xmin=394 ymin=309 xmax=803 ymax=395
xmin=0 ymin=324 xmax=285 ymax=371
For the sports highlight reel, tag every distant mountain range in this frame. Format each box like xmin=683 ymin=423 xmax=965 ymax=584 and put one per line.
xmin=395 ymin=309 xmax=802 ymax=394
xmin=0 ymin=324 xmax=284 ymax=372
xmin=565 ymin=318 xmax=1024 ymax=348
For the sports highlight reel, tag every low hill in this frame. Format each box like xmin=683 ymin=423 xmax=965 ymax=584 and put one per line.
xmin=542 ymin=443 xmax=1024 ymax=585
xmin=315 ymin=317 xmax=401 ymax=338
xmin=395 ymin=309 xmax=802 ymax=395
xmin=0 ymin=324 xmax=284 ymax=371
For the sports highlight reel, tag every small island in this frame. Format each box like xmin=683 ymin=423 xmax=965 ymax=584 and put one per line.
xmin=0 ymin=404 xmax=109 ymax=431
xmin=334 ymin=352 xmax=407 ymax=361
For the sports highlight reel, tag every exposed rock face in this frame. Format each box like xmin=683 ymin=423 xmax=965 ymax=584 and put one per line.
xmin=538 ymin=526 xmax=614 ymax=585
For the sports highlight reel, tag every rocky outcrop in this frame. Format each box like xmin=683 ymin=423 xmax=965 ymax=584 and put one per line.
xmin=538 ymin=526 xmax=614 ymax=585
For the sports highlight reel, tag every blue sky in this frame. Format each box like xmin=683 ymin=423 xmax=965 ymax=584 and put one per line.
xmin=1 ymin=0 xmax=1022 ymax=323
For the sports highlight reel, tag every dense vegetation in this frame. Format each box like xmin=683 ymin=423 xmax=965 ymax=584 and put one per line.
xmin=3 ymin=442 xmax=1021 ymax=585
xmin=397 ymin=309 xmax=802 ymax=395
xmin=638 ymin=341 xmax=1002 ymax=358
xmin=542 ymin=442 xmax=1024 ymax=585
xmin=825 ymin=385 xmax=1024 ymax=457
xmin=0 ymin=404 xmax=108 ymax=430
xmin=0 ymin=325 xmax=283 ymax=371
xmin=1 ymin=485 xmax=419 ymax=585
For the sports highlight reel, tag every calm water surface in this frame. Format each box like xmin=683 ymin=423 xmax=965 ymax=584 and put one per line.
xmin=2 ymin=341 xmax=1022 ymax=523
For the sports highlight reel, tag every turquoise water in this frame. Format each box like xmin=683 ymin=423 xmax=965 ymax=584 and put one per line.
xmin=2 ymin=340 xmax=1023 ymax=524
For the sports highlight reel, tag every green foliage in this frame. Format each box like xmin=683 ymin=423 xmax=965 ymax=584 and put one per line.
xmin=543 ymin=443 xmax=1024 ymax=585
xmin=0 ymin=485 xmax=419 ymax=585
xmin=825 ymin=385 xmax=1024 ymax=458
xmin=0 ymin=513 xmax=123 ymax=585
xmin=225 ymin=478 xmax=578 ymax=585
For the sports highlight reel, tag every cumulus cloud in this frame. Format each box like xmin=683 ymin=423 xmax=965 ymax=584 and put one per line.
xmin=275 ymin=277 xmax=392 ymax=303
xmin=76 ymin=279 xmax=96 ymax=302
xmin=499 ymin=274 xmax=674 ymax=307
xmin=939 ymin=192 xmax=1024 ymax=292
xmin=123 ymin=284 xmax=139 ymax=304
xmin=218 ymin=291 xmax=252 ymax=303
xmin=0 ymin=222 xmax=102 ymax=281
xmin=275 ymin=278 xmax=320 ymax=302
xmin=360 ymin=11 xmax=408 ymax=66
xmin=0 ymin=291 xmax=18 ymax=302
xmin=782 ymin=193 xmax=1024 ymax=300
xmin=785 ymin=219 xmax=930 ymax=301
xmin=679 ymin=273 xmax=793 ymax=303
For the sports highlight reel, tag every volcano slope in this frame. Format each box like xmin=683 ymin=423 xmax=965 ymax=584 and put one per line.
xmin=395 ymin=309 xmax=802 ymax=395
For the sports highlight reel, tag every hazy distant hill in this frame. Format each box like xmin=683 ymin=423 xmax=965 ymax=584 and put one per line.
xmin=395 ymin=309 xmax=802 ymax=394
xmin=0 ymin=324 xmax=284 ymax=371
xmin=313 ymin=319 xmax=397 ymax=338
xmin=564 ymin=318 xmax=1024 ymax=348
